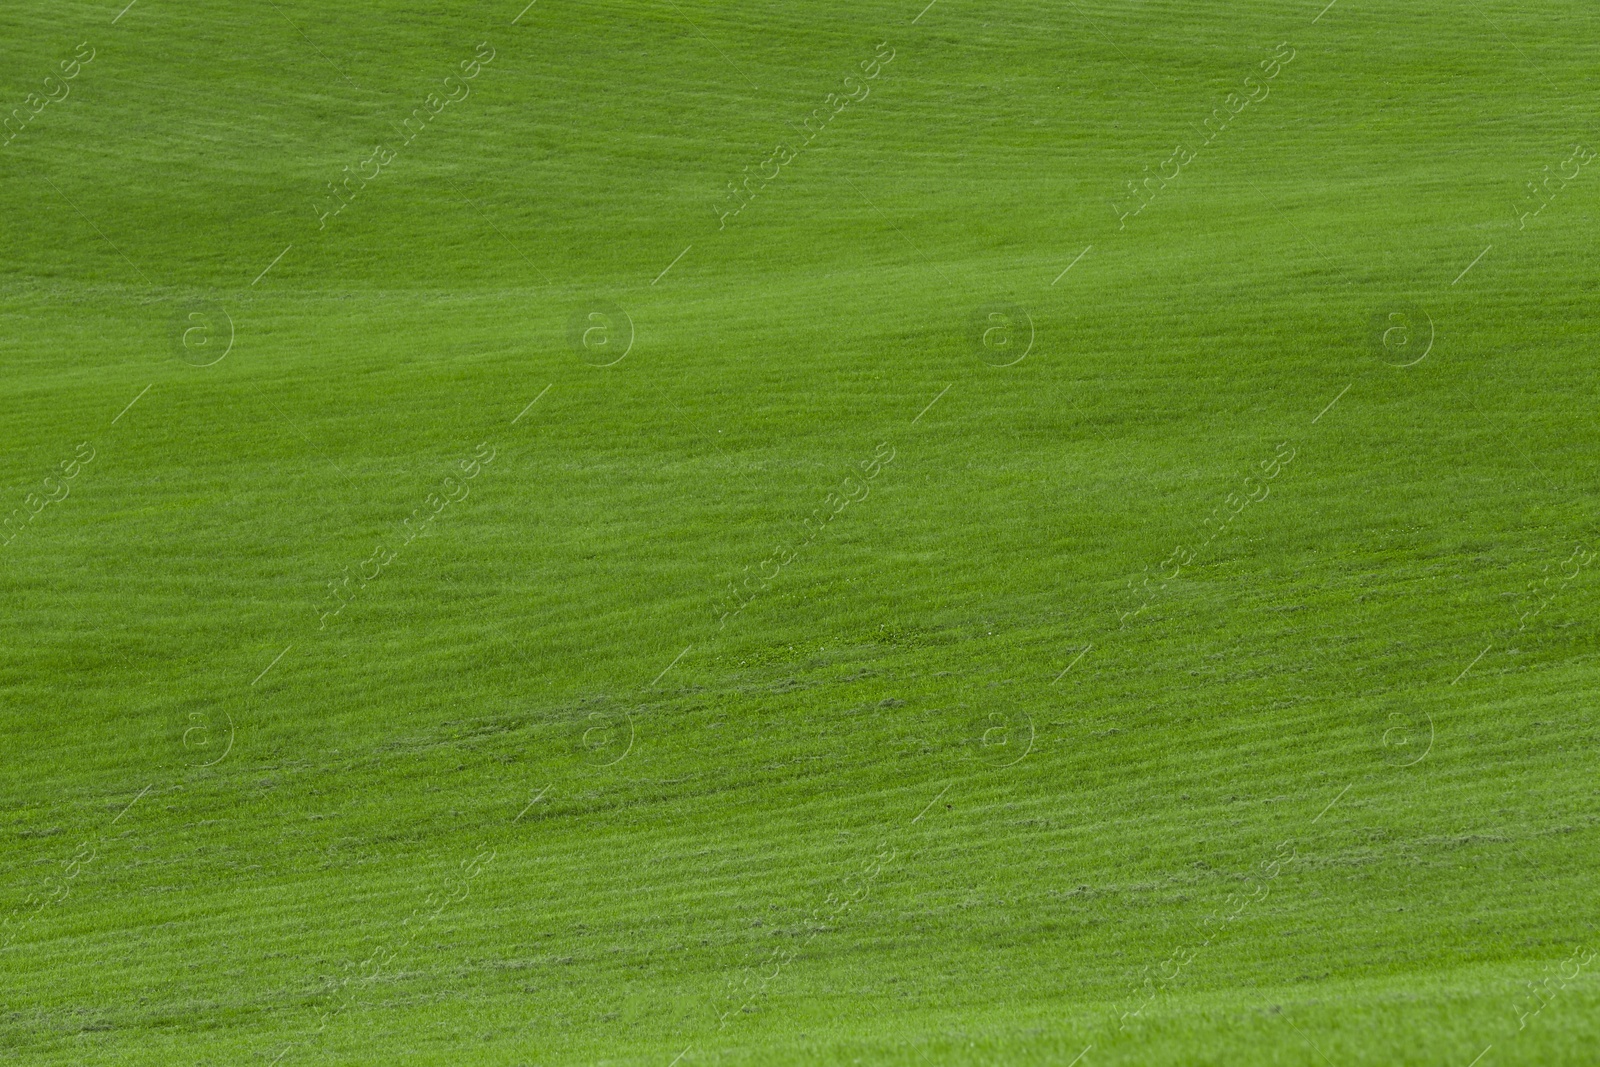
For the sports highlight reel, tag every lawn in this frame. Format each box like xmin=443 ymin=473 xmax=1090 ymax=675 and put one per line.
xmin=1 ymin=0 xmax=1597 ymax=1064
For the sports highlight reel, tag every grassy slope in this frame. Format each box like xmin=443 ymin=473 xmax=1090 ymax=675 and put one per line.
xmin=1 ymin=0 xmax=1597 ymax=1064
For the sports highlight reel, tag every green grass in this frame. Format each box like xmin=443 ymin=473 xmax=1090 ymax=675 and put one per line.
xmin=3 ymin=0 xmax=1598 ymax=1063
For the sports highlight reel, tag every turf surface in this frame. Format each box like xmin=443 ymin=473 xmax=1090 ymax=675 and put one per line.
xmin=2 ymin=0 xmax=1598 ymax=1064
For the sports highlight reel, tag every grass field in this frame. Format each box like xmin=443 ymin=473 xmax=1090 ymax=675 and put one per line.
xmin=3 ymin=0 xmax=1599 ymax=1064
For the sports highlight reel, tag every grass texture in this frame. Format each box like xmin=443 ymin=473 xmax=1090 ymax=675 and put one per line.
xmin=2 ymin=0 xmax=1598 ymax=1064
